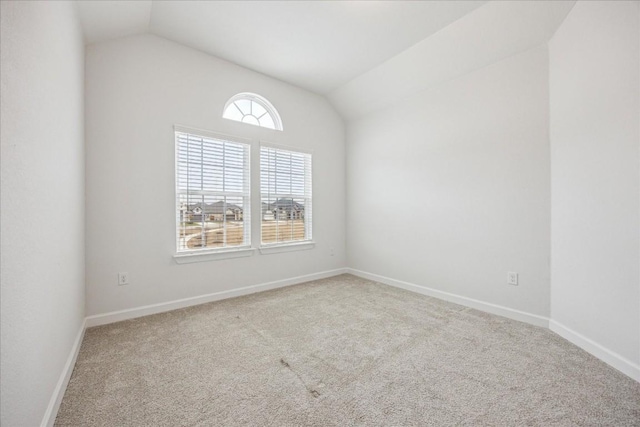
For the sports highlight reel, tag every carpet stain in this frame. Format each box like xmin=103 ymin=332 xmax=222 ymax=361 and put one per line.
xmin=280 ymin=358 xmax=323 ymax=399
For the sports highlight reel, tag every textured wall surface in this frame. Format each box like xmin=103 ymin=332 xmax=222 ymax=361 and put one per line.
xmin=0 ymin=1 xmax=86 ymax=425
xmin=347 ymin=46 xmax=551 ymax=317
xmin=550 ymin=1 xmax=640 ymax=367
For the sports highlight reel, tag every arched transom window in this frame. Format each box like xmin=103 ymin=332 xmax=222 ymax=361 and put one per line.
xmin=223 ymin=93 xmax=283 ymax=131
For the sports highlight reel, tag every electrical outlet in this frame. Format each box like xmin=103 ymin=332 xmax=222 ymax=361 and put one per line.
xmin=118 ymin=272 xmax=129 ymax=286
xmin=507 ymin=272 xmax=518 ymax=286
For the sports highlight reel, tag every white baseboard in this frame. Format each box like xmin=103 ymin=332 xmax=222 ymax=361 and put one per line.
xmin=86 ymin=268 xmax=348 ymax=328
xmin=348 ymin=268 xmax=639 ymax=383
xmin=40 ymin=318 xmax=86 ymax=427
xmin=549 ymin=320 xmax=640 ymax=382
xmin=347 ymin=268 xmax=550 ymax=328
xmin=43 ymin=266 xmax=638 ymax=427
xmin=43 ymin=268 xmax=347 ymax=424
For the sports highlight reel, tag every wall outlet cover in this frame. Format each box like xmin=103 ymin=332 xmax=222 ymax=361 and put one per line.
xmin=118 ymin=272 xmax=129 ymax=286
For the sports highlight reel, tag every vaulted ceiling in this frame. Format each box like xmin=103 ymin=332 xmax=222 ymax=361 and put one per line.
xmin=76 ymin=0 xmax=576 ymax=120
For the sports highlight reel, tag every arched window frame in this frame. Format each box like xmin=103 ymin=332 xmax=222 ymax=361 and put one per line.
xmin=222 ymin=92 xmax=283 ymax=131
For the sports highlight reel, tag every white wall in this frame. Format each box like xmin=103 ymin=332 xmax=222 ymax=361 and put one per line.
xmin=550 ymin=1 xmax=640 ymax=371
xmin=85 ymin=34 xmax=345 ymax=316
xmin=0 ymin=1 xmax=85 ymax=426
xmin=347 ymin=45 xmax=551 ymax=318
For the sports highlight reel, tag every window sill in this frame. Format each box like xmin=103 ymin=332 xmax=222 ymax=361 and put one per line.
xmin=259 ymin=241 xmax=315 ymax=255
xmin=173 ymin=247 xmax=255 ymax=264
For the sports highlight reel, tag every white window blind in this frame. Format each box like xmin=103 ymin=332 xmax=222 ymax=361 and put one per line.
xmin=175 ymin=130 xmax=250 ymax=252
xmin=260 ymin=146 xmax=312 ymax=245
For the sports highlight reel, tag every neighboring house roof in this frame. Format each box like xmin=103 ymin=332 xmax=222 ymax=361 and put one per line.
xmin=268 ymin=199 xmax=305 ymax=211
xmin=187 ymin=201 xmax=242 ymax=214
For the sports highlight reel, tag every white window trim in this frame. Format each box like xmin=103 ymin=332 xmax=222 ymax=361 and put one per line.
xmin=173 ymin=247 xmax=256 ymax=264
xmin=174 ymin=125 xmax=252 ymax=259
xmin=223 ymin=93 xmax=283 ymax=131
xmin=259 ymin=241 xmax=315 ymax=255
xmin=259 ymin=140 xmax=313 ymax=154
xmin=174 ymin=124 xmax=253 ymax=145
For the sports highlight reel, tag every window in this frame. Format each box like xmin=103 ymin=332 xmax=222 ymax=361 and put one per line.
xmin=223 ymin=93 xmax=283 ymax=131
xmin=175 ymin=128 xmax=251 ymax=253
xmin=260 ymin=145 xmax=312 ymax=246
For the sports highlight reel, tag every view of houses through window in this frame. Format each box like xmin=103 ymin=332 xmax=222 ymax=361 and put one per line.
xmin=176 ymin=130 xmax=250 ymax=252
xmin=261 ymin=198 xmax=307 ymax=243
xmin=179 ymin=195 xmax=247 ymax=250
xmin=260 ymin=146 xmax=312 ymax=245
xmin=176 ymin=130 xmax=312 ymax=253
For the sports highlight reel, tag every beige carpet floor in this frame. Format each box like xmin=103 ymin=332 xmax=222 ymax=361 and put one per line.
xmin=56 ymin=274 xmax=640 ymax=426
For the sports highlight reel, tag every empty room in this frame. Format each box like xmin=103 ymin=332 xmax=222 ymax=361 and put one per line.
xmin=1 ymin=0 xmax=639 ymax=425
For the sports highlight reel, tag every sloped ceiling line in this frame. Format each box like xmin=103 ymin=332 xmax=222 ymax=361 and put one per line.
xmin=327 ymin=0 xmax=576 ymax=120
xmin=76 ymin=0 xmax=575 ymax=121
